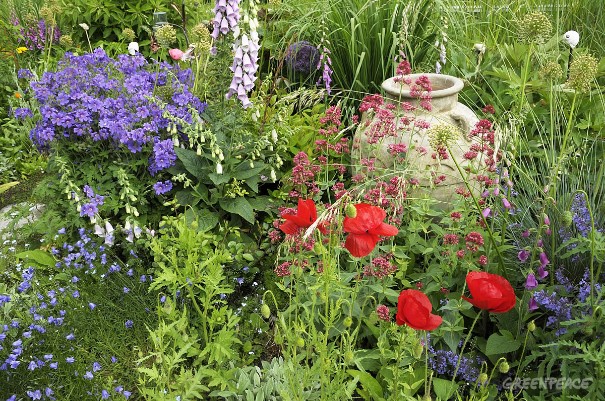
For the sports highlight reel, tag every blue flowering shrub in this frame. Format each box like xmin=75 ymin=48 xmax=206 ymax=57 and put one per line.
xmin=24 ymin=48 xmax=206 ymax=227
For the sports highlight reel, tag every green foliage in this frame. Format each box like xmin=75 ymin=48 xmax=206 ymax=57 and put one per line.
xmin=57 ymin=0 xmax=172 ymax=48
xmin=139 ymin=214 xmax=247 ymax=398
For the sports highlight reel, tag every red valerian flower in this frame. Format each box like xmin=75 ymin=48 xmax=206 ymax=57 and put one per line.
xmin=396 ymin=289 xmax=443 ymax=331
xmin=279 ymin=198 xmax=327 ymax=235
xmin=343 ymin=203 xmax=398 ymax=257
xmin=462 ymin=271 xmax=516 ymax=313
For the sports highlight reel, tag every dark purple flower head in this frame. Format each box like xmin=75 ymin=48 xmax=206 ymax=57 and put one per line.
xmin=285 ymin=41 xmax=320 ymax=75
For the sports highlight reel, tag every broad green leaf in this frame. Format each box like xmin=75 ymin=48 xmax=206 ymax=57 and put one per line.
xmin=347 ymin=369 xmax=384 ymax=400
xmin=219 ymin=197 xmax=255 ymax=224
xmin=485 ymin=331 xmax=521 ymax=356
xmin=15 ymin=250 xmax=55 ymax=268
xmin=433 ymin=377 xmax=458 ymax=400
xmin=175 ymin=147 xmax=207 ymax=180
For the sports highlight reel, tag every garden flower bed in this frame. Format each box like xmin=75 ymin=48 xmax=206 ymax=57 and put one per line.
xmin=1 ymin=0 xmax=604 ymax=400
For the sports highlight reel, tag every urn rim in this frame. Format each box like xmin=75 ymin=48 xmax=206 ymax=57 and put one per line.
xmin=381 ymin=73 xmax=464 ymax=99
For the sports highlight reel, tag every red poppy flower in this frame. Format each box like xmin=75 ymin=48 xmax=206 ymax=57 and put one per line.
xmin=396 ymin=289 xmax=442 ymax=331
xmin=462 ymin=271 xmax=516 ymax=313
xmin=343 ymin=203 xmax=398 ymax=257
xmin=279 ymin=198 xmax=327 ymax=235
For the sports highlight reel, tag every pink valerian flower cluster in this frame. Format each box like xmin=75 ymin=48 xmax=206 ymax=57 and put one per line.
xmin=376 ymin=305 xmax=391 ymax=322
xmin=410 ymin=75 xmax=433 ymax=111
xmin=315 ymin=106 xmax=350 ymax=157
xmin=465 ymin=231 xmax=484 ymax=252
xmin=211 ymin=0 xmax=240 ymax=40
xmin=226 ymin=33 xmax=260 ymax=108
xmin=363 ymin=255 xmax=397 ymax=279
xmin=443 ymin=233 xmax=460 ymax=245
xmin=289 ymin=152 xmax=321 ymax=198
xmin=467 ymin=119 xmax=500 ymax=172
xmin=274 ymin=261 xmax=292 ymax=277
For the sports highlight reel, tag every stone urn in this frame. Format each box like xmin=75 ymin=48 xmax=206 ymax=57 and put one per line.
xmin=352 ymin=73 xmax=484 ymax=207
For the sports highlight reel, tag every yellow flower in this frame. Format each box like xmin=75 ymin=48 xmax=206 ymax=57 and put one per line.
xmin=16 ymin=47 xmax=28 ymax=54
xmin=14 ymin=92 xmax=22 ymax=99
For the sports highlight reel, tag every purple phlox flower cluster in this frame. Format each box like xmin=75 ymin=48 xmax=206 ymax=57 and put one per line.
xmin=211 ymin=0 xmax=240 ymax=41
xmin=316 ymin=39 xmax=333 ymax=94
xmin=285 ymin=41 xmax=320 ymax=75
xmin=149 ymin=138 xmax=177 ymax=176
xmin=226 ymin=32 xmax=259 ymax=108
xmin=18 ymin=68 xmax=35 ymax=80
xmin=12 ymin=107 xmax=34 ymax=120
xmin=80 ymin=185 xmax=105 ymax=219
xmin=153 ymin=180 xmax=173 ymax=195
xmin=14 ymin=18 xmax=61 ymax=50
xmin=28 ymin=48 xmax=206 ymax=176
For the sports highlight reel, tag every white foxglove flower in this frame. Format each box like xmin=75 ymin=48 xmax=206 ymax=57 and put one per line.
xmin=216 ymin=163 xmax=223 ymax=174
xmin=94 ymin=221 xmax=115 ymax=246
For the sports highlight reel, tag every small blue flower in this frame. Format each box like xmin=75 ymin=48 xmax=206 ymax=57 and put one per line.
xmin=125 ymin=320 xmax=134 ymax=329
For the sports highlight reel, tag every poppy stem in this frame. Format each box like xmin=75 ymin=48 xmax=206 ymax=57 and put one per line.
xmin=449 ymin=312 xmax=481 ymax=396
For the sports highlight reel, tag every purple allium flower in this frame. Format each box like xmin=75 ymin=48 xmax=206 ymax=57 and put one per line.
xmin=285 ymin=41 xmax=320 ymax=75
xmin=153 ymin=180 xmax=173 ymax=195
xmin=525 ymin=273 xmax=538 ymax=290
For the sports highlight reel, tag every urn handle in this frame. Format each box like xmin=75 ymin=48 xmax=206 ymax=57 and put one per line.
xmin=450 ymin=104 xmax=480 ymax=142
